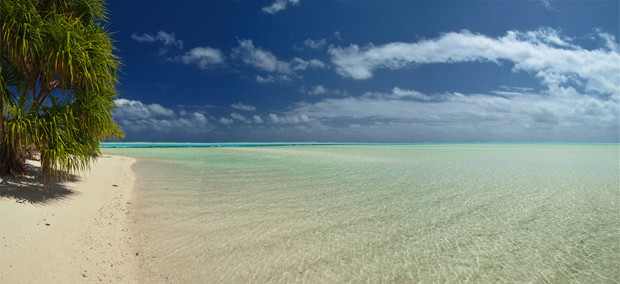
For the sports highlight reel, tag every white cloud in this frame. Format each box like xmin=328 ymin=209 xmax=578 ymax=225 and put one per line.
xmin=268 ymin=113 xmax=311 ymax=124
xmin=219 ymin=113 xmax=265 ymax=125
xmin=113 ymin=99 xmax=211 ymax=133
xmin=300 ymin=85 xmax=346 ymax=96
xmin=291 ymin=58 xmax=325 ymax=70
xmin=309 ymin=85 xmax=327 ymax=95
xmin=262 ymin=0 xmax=300 ymax=14
xmin=131 ymin=31 xmax=183 ymax=49
xmin=386 ymin=87 xmax=433 ymax=101
xmin=329 ymin=28 xmax=620 ymax=98
xmin=256 ymin=74 xmax=291 ymax=84
xmin=279 ymin=86 xmax=618 ymax=142
xmin=304 ymin=38 xmax=327 ymax=49
xmin=114 ymin=99 xmax=174 ymax=120
xmin=256 ymin=75 xmax=276 ymax=84
xmin=541 ymin=0 xmax=555 ymax=10
xmin=253 ymin=115 xmax=264 ymax=123
xmin=596 ymin=29 xmax=619 ymax=51
xmin=232 ymin=39 xmax=324 ymax=82
xmin=230 ymin=112 xmax=251 ymax=123
xmin=269 ymin=113 xmax=280 ymax=123
xmin=179 ymin=104 xmax=216 ymax=109
xmin=231 ymin=103 xmax=256 ymax=112
xmin=191 ymin=112 xmax=208 ymax=124
xmin=334 ymin=31 xmax=342 ymax=40
xmin=233 ymin=39 xmax=291 ymax=73
xmin=219 ymin=117 xmax=234 ymax=125
xmin=132 ymin=32 xmax=225 ymax=70
xmin=180 ymin=47 xmax=225 ymax=70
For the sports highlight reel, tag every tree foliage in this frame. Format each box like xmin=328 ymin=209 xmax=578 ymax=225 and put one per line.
xmin=0 ymin=0 xmax=123 ymax=184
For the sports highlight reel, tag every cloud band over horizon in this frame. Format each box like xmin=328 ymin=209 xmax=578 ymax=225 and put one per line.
xmin=116 ymin=25 xmax=619 ymax=142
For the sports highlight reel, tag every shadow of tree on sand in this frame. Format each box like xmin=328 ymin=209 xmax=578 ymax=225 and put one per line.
xmin=0 ymin=162 xmax=81 ymax=204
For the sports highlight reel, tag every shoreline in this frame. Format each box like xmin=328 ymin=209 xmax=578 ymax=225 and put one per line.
xmin=0 ymin=155 xmax=140 ymax=283
xmin=100 ymin=141 xmax=620 ymax=149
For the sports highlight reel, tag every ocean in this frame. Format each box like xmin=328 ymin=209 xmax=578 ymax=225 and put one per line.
xmin=102 ymin=143 xmax=619 ymax=283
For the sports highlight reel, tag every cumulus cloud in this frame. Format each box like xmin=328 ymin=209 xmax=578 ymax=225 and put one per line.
xmin=309 ymin=85 xmax=328 ymax=95
xmin=334 ymin=31 xmax=342 ymax=40
xmin=312 ymin=85 xmax=328 ymax=95
xmin=304 ymin=38 xmax=327 ymax=49
xmin=180 ymin=47 xmax=225 ymax=70
xmin=596 ymin=29 xmax=619 ymax=51
xmin=231 ymin=103 xmax=256 ymax=112
xmin=268 ymin=113 xmax=279 ymax=123
xmin=232 ymin=39 xmax=291 ymax=73
xmin=256 ymin=75 xmax=277 ymax=84
xmin=218 ymin=113 xmax=265 ymax=125
xmin=255 ymin=75 xmax=274 ymax=84
xmin=329 ymin=28 xmax=620 ymax=98
xmin=262 ymin=0 xmax=300 ymax=14
xmin=252 ymin=115 xmax=264 ymax=123
xmin=256 ymin=75 xmax=291 ymax=84
xmin=176 ymin=104 xmax=216 ymax=110
xmin=113 ymin=99 xmax=211 ymax=133
xmin=541 ymin=0 xmax=555 ymax=10
xmin=230 ymin=112 xmax=251 ymax=123
xmin=280 ymin=86 xmax=618 ymax=142
xmin=131 ymin=31 xmax=183 ymax=49
xmin=269 ymin=113 xmax=311 ymax=124
xmin=114 ymin=99 xmax=174 ymax=120
xmin=132 ymin=32 xmax=226 ymax=70
xmin=383 ymin=87 xmax=433 ymax=101
xmin=219 ymin=117 xmax=234 ymax=125
xmin=232 ymin=39 xmax=324 ymax=81
xmin=291 ymin=58 xmax=326 ymax=70
xmin=300 ymin=85 xmax=346 ymax=96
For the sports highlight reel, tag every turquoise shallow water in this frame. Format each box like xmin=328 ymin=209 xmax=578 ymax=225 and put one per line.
xmin=103 ymin=144 xmax=619 ymax=283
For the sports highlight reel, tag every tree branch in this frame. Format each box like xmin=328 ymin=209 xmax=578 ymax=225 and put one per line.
xmin=35 ymin=80 xmax=60 ymax=105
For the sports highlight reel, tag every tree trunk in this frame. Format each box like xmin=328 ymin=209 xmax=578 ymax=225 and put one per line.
xmin=41 ymin=150 xmax=53 ymax=186
xmin=0 ymin=133 xmax=28 ymax=178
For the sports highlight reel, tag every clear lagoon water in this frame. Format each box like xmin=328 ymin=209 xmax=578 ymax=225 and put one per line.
xmin=102 ymin=144 xmax=619 ymax=283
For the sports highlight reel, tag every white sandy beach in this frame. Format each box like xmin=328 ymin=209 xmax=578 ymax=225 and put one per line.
xmin=0 ymin=155 xmax=139 ymax=284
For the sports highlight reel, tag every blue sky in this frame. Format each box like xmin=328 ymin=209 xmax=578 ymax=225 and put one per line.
xmin=108 ymin=0 xmax=619 ymax=142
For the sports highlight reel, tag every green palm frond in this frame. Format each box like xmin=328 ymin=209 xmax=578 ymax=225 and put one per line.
xmin=1 ymin=0 xmax=124 ymax=183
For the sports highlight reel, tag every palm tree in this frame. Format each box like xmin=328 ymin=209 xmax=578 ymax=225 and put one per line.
xmin=0 ymin=0 xmax=123 ymax=184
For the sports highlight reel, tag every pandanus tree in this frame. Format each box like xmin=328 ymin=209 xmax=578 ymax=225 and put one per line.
xmin=0 ymin=0 xmax=123 ymax=184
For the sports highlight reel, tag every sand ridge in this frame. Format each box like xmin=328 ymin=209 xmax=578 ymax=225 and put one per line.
xmin=0 ymin=155 xmax=139 ymax=283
